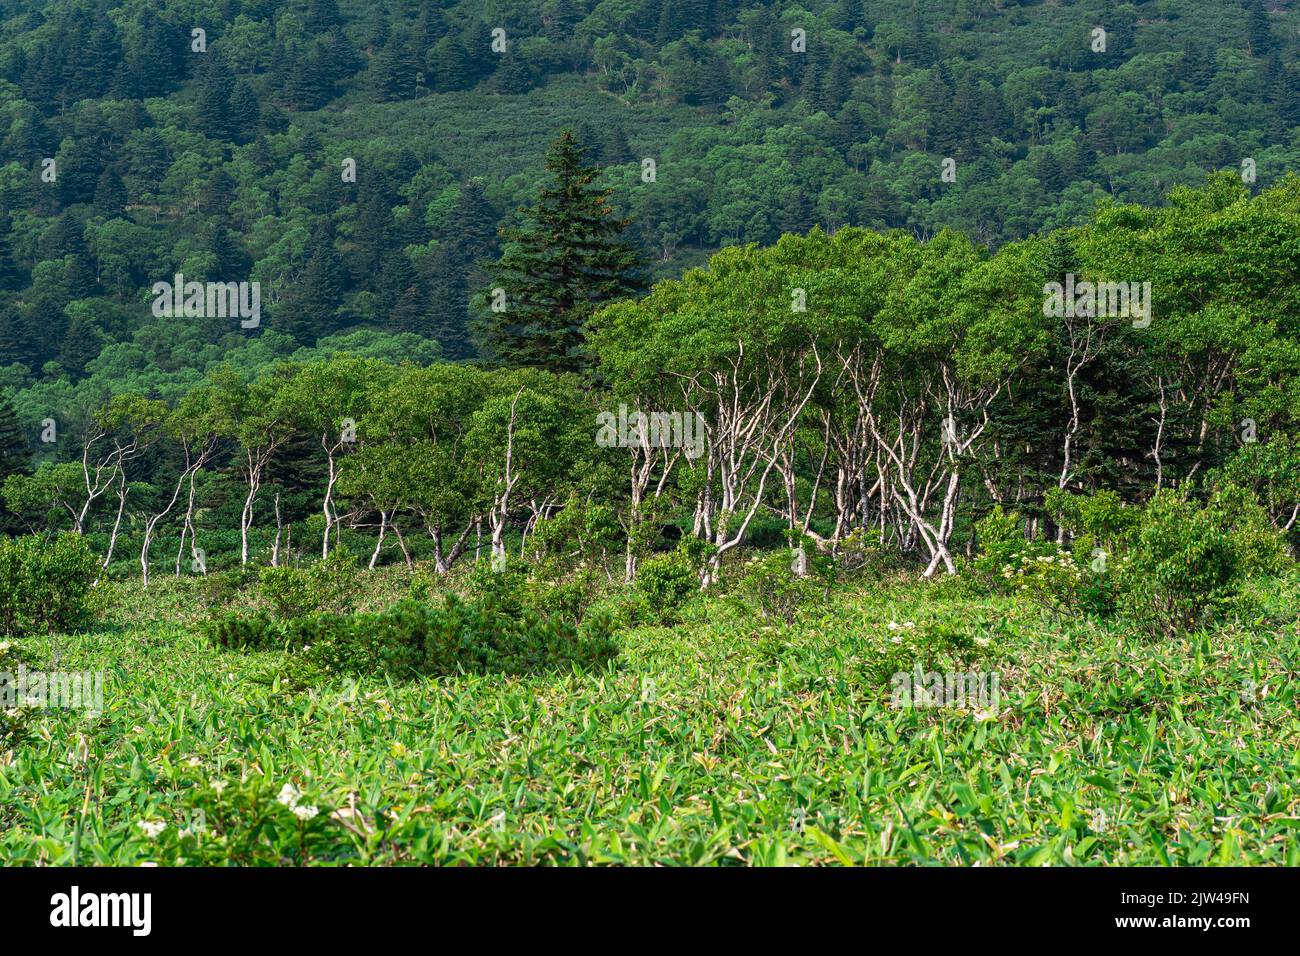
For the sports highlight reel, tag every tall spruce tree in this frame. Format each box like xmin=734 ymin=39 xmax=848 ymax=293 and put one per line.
xmin=0 ymin=215 xmax=23 ymax=291
xmin=478 ymin=131 xmax=644 ymax=372
xmin=0 ymin=393 xmax=29 ymax=482
xmin=93 ymin=166 xmax=128 ymax=216
xmin=427 ymin=179 xmax=498 ymax=359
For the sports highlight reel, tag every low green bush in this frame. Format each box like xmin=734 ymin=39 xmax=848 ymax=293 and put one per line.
xmin=729 ymin=544 xmax=829 ymax=625
xmin=283 ymin=594 xmax=619 ymax=685
xmin=196 ymin=566 xmax=260 ymax=610
xmin=1119 ymin=488 xmax=1289 ymax=637
xmin=525 ymin=568 xmax=601 ymax=622
xmin=634 ymin=549 xmax=697 ymax=625
xmin=972 ymin=506 xmax=1028 ymax=591
xmin=526 ymin=494 xmax=621 ymax=578
xmin=0 ymin=533 xmax=100 ymax=637
xmin=834 ymin=528 xmax=901 ymax=581
xmin=202 ymin=610 xmax=285 ymax=651
xmin=258 ymin=551 xmax=359 ymax=618
xmin=462 ymin=559 xmax=529 ymax=616
xmin=1002 ymin=546 xmax=1118 ymax=620
xmin=864 ymin=613 xmax=996 ymax=686
xmin=207 ymin=586 xmax=619 ymax=685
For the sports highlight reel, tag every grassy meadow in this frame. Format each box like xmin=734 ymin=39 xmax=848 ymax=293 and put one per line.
xmin=4 ymin=566 xmax=1298 ymax=866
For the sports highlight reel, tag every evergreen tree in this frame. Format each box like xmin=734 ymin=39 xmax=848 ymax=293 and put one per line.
xmin=57 ymin=315 xmax=101 ymax=379
xmin=430 ymin=37 xmax=474 ymax=92
xmin=0 ymin=393 xmax=29 ymax=483
xmin=1245 ymin=0 xmax=1276 ymax=57
xmin=40 ymin=214 xmax=97 ymax=300
xmin=369 ymin=34 xmax=417 ymax=102
xmin=600 ymin=125 xmax=634 ymax=165
xmin=778 ymin=188 xmax=814 ymax=236
xmin=93 ymin=166 xmax=128 ymax=216
xmin=277 ymin=232 xmax=345 ymax=342
xmin=386 ymin=285 xmax=429 ymax=336
xmin=208 ymin=225 xmax=249 ymax=278
xmin=195 ymin=54 xmax=236 ymax=140
xmin=492 ymin=53 xmax=535 ymax=94
xmin=0 ymin=216 xmax=23 ymax=291
xmin=447 ymin=179 xmax=499 ymax=265
xmin=428 ymin=246 xmax=474 ymax=359
xmin=479 ymin=131 xmax=645 ymax=372
xmin=227 ymin=81 xmax=261 ymax=142
xmin=202 ymin=169 xmax=237 ymax=220
xmin=131 ymin=12 xmax=184 ymax=97
xmin=0 ymin=296 xmax=29 ymax=366
xmin=424 ymin=180 xmax=498 ymax=360
xmin=307 ymin=0 xmax=343 ymax=32
xmin=349 ymin=190 xmax=395 ymax=281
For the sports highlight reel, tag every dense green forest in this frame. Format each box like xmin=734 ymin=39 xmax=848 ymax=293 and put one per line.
xmin=0 ymin=0 xmax=1298 ymax=571
xmin=1 ymin=0 xmax=1299 ymax=381
xmin=3 ymin=0 xmax=1300 ymax=873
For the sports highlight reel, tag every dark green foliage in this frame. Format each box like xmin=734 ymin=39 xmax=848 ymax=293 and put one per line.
xmin=634 ymin=549 xmax=698 ymax=625
xmin=92 ymin=167 xmax=128 ymax=216
xmin=1 ymin=0 xmax=1298 ymax=383
xmin=427 ymin=179 xmax=499 ymax=359
xmin=0 ymin=218 xmax=23 ymax=292
xmin=0 ymin=395 xmax=29 ymax=484
xmin=479 ymin=131 xmax=645 ymax=372
xmin=207 ymin=592 xmax=620 ymax=684
xmin=0 ymin=533 xmax=100 ymax=637
xmin=203 ymin=610 xmax=283 ymax=651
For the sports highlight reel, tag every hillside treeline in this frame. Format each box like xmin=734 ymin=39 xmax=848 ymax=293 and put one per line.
xmin=2 ymin=0 xmax=1299 ymax=375
xmin=3 ymin=174 xmax=1297 ymax=582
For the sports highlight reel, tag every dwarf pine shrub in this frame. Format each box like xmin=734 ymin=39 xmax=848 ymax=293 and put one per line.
xmin=207 ymin=590 xmax=619 ymax=685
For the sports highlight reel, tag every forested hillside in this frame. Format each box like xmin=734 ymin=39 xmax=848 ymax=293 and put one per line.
xmin=1 ymin=0 xmax=1298 ymax=389
xmin=0 ymin=0 xmax=1298 ymax=563
xmin=3 ymin=0 xmax=1300 ymax=876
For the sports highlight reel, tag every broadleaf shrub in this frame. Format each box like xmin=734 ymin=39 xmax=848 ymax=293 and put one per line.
xmin=634 ymin=549 xmax=697 ymax=625
xmin=972 ymin=506 xmax=1028 ymax=591
xmin=283 ymin=595 xmax=619 ymax=684
xmin=1119 ymin=489 xmax=1288 ymax=637
xmin=0 ymin=533 xmax=100 ymax=637
xmin=257 ymin=551 xmax=358 ymax=618
xmin=729 ymin=544 xmax=829 ymax=625
xmin=834 ymin=528 xmax=900 ymax=581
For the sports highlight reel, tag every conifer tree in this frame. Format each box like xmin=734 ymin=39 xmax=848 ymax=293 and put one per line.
xmin=0 ymin=393 xmax=28 ymax=483
xmin=479 ymin=131 xmax=644 ymax=372
xmin=428 ymin=180 xmax=498 ymax=360
xmin=0 ymin=216 xmax=23 ymax=291
xmin=93 ymin=166 xmax=129 ymax=216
